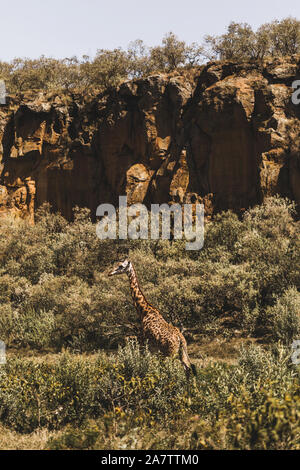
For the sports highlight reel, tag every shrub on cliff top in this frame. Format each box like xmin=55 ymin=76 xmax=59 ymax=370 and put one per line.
xmin=1 ymin=18 xmax=300 ymax=93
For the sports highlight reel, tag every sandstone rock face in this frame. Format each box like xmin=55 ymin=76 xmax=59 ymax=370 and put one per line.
xmin=0 ymin=57 xmax=299 ymax=222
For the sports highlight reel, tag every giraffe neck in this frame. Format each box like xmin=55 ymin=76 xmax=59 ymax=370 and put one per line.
xmin=127 ymin=263 xmax=152 ymax=319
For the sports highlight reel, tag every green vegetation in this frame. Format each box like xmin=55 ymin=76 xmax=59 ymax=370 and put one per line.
xmin=0 ymin=196 xmax=298 ymax=352
xmin=0 ymin=33 xmax=203 ymax=94
xmin=1 ymin=17 xmax=300 ymax=94
xmin=0 ymin=196 xmax=299 ymax=449
xmin=0 ymin=342 xmax=299 ymax=449
xmin=205 ymin=17 xmax=300 ymax=61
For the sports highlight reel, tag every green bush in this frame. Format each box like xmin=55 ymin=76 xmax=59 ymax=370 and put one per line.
xmin=0 ymin=307 xmax=55 ymax=349
xmin=262 ymin=288 xmax=300 ymax=344
xmin=0 ymin=343 xmax=187 ymax=433
xmin=0 ymin=342 xmax=298 ymax=449
xmin=0 ymin=197 xmax=299 ymax=350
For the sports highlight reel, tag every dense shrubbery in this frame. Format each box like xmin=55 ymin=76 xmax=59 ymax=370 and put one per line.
xmin=0 ymin=196 xmax=299 ymax=352
xmin=1 ymin=17 xmax=300 ymax=93
xmin=0 ymin=341 xmax=298 ymax=449
xmin=0 ymin=33 xmax=203 ymax=94
xmin=0 ymin=341 xmax=188 ymax=433
xmin=0 ymin=196 xmax=299 ymax=448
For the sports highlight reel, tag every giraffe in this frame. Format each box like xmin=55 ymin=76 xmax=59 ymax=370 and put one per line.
xmin=108 ymin=258 xmax=196 ymax=378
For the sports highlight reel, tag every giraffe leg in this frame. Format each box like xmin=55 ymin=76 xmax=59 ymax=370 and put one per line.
xmin=178 ymin=336 xmax=197 ymax=379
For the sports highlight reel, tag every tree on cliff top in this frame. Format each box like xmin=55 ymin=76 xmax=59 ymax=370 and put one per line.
xmin=150 ymin=32 xmax=203 ymax=71
xmin=205 ymin=17 xmax=300 ymax=61
xmin=263 ymin=17 xmax=300 ymax=56
xmin=81 ymin=48 xmax=130 ymax=89
xmin=1 ymin=17 xmax=300 ymax=94
xmin=204 ymin=22 xmax=257 ymax=61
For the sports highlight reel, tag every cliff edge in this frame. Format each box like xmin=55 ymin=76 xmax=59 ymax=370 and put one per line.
xmin=0 ymin=56 xmax=299 ymax=222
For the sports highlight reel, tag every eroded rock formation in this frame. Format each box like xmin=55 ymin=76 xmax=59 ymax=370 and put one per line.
xmin=0 ymin=56 xmax=300 ymax=222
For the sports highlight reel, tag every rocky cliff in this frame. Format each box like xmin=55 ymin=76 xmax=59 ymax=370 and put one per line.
xmin=0 ymin=56 xmax=300 ymax=223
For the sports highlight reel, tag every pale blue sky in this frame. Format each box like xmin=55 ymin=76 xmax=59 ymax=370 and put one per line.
xmin=0 ymin=0 xmax=299 ymax=61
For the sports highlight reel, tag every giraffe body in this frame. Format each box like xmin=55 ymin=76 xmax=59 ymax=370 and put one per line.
xmin=109 ymin=259 xmax=194 ymax=376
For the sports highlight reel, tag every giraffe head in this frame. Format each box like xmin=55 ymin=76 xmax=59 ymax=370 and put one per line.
xmin=108 ymin=258 xmax=131 ymax=277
